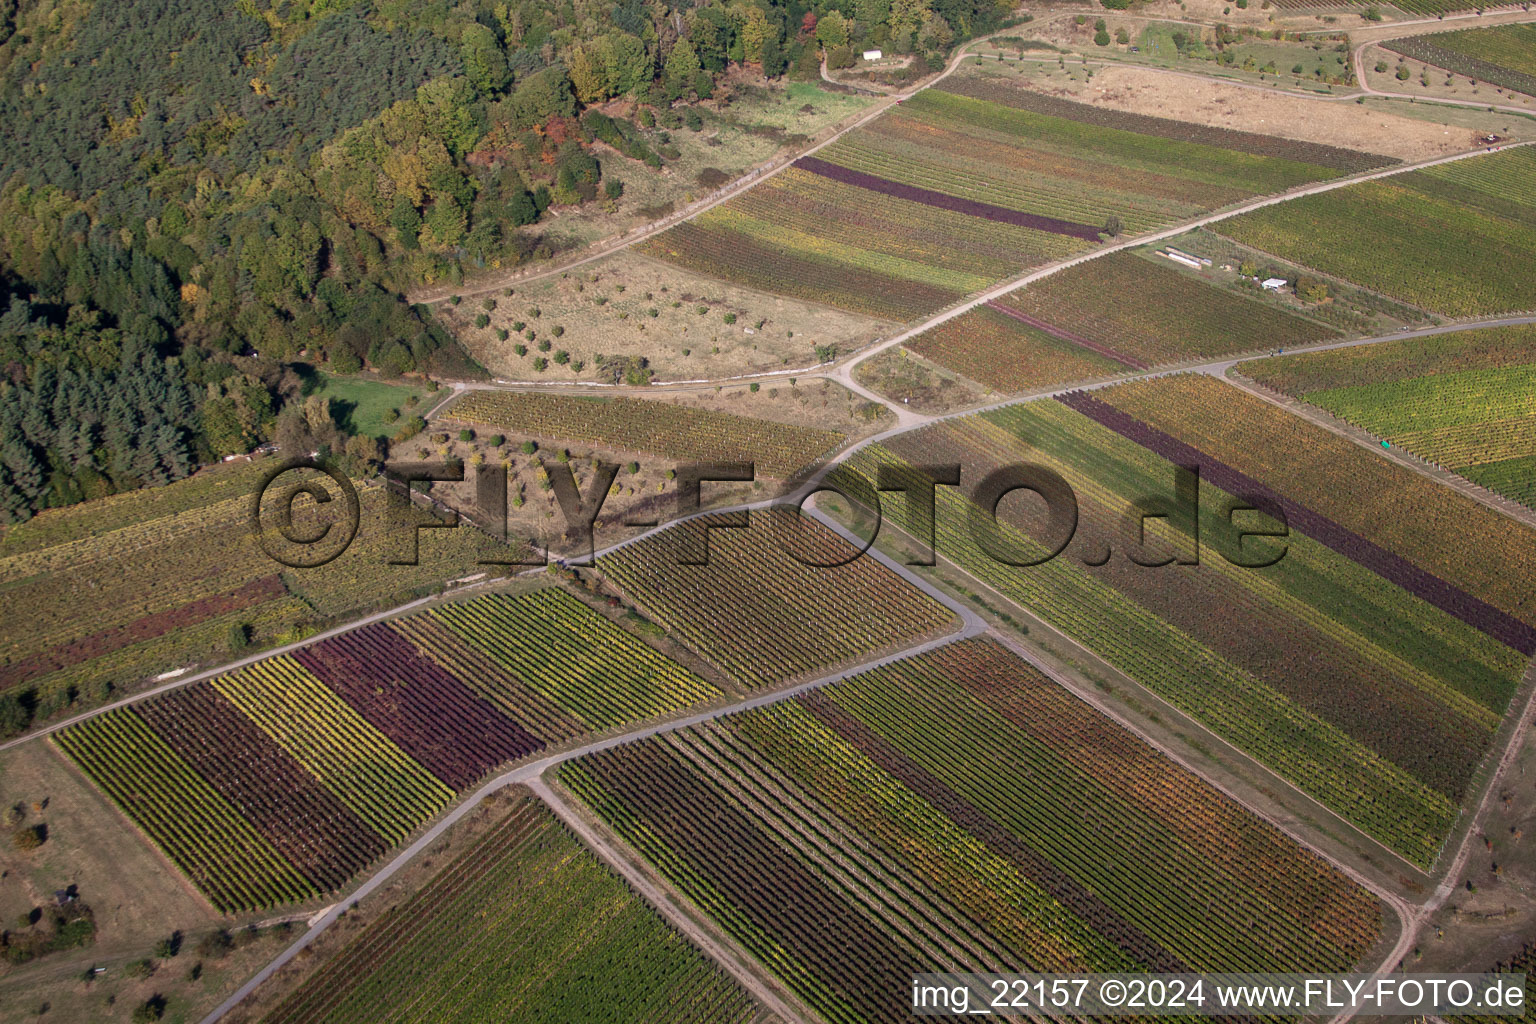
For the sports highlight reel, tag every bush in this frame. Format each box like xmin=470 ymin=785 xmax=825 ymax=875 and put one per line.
xmin=131 ymin=996 xmax=166 ymax=1023
xmin=521 ymin=440 xmax=538 ymax=454
xmin=552 ymin=325 xmax=565 ymax=337
xmin=553 ymin=350 xmax=570 ymax=364
xmin=513 ymin=343 xmax=528 ymax=357
xmin=488 ymin=434 xmax=504 ymax=447
xmin=537 ymin=339 xmax=551 ymax=352
xmin=1297 ymin=276 xmax=1330 ymax=303
xmin=227 ymin=623 xmax=250 ymax=653
xmin=723 ymin=312 xmax=737 ymax=324
xmin=392 ymin=416 xmax=426 ymax=443
xmin=196 ymin=930 xmax=234 ymax=959
xmin=12 ymin=824 xmax=46 ymax=850
xmin=473 ymin=314 xmax=490 ymax=329
xmin=458 ymin=429 xmax=474 ymax=443
xmin=532 ymin=357 xmax=548 ymax=372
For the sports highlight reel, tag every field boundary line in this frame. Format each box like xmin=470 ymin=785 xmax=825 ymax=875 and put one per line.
xmin=981 ymin=625 xmax=1416 ymax=943
xmin=198 ymin=502 xmax=984 ymax=1024
xmin=532 ymin=775 xmax=821 ymax=1024
xmin=1217 ymin=371 xmax=1536 ymax=531
xmin=834 ymin=139 xmax=1536 ymax=387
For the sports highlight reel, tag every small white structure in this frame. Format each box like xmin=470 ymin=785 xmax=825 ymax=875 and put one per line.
xmin=1261 ymin=277 xmax=1287 ymax=291
xmin=862 ymin=49 xmax=883 ymax=60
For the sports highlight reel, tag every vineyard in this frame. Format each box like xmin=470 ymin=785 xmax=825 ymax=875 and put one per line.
xmin=908 ymin=251 xmax=1337 ymax=389
xmin=905 ymin=303 xmax=1128 ymax=393
xmin=0 ymin=458 xmax=501 ymax=732
xmin=561 ymin=638 xmax=1382 ymax=1024
xmin=843 ymin=375 xmax=1536 ymax=864
xmin=1268 ymin=0 xmax=1483 ymax=13
xmin=1216 ymin=148 xmax=1536 ymax=316
xmin=597 ymin=509 xmax=955 ymax=689
xmin=1383 ymin=24 xmax=1536 ymax=98
xmin=1240 ymin=325 xmax=1536 ymax=509
xmin=54 ymin=587 xmax=722 ymax=910
xmin=443 ymin=389 xmax=846 ymax=480
xmin=640 ymin=74 xmax=1365 ymax=322
xmin=252 ymin=790 xmax=760 ymax=1024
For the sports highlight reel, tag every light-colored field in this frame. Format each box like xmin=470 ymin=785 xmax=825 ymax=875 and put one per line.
xmin=442 ymin=250 xmax=889 ymax=383
xmin=960 ymin=59 xmax=1513 ymax=160
xmin=0 ymin=743 xmax=303 ymax=1024
xmin=854 ymin=347 xmax=990 ymax=414
xmin=527 ymin=81 xmax=875 ymax=254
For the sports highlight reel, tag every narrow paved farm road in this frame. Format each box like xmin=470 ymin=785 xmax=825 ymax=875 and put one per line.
xmin=531 ymin=775 xmax=821 ymax=1024
xmin=833 ymin=140 xmax=1535 ymax=386
xmin=1330 ymin=660 xmax=1536 ymax=1024
xmin=982 ymin=627 xmax=1418 ymax=949
xmin=1352 ymin=41 xmax=1536 ymax=116
xmin=197 ymin=510 xmax=985 ymax=1024
xmin=174 ymin=307 xmax=1535 ymax=1023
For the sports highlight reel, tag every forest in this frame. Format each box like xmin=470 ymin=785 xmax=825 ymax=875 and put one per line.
xmin=0 ymin=0 xmax=1014 ymax=521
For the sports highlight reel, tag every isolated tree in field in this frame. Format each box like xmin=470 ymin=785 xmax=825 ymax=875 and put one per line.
xmin=1103 ymin=214 xmax=1122 ymax=237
